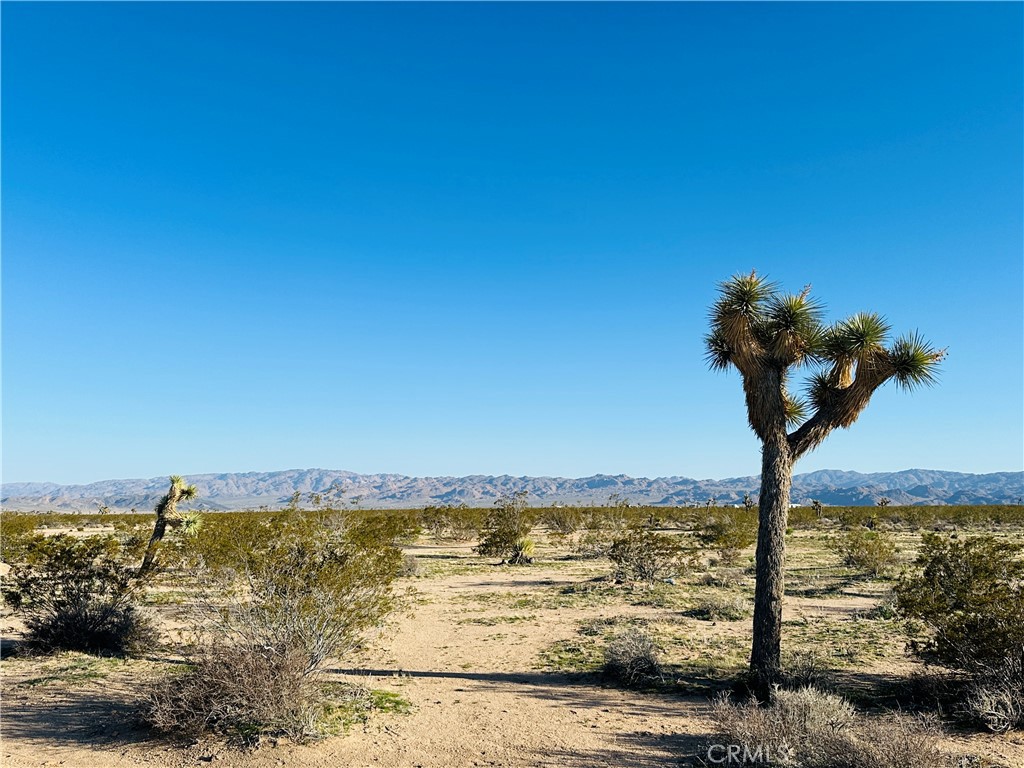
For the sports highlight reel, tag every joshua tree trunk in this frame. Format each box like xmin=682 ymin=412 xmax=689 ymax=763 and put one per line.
xmin=751 ymin=431 xmax=793 ymax=698
xmin=140 ymin=516 xmax=168 ymax=575
xmin=140 ymin=476 xmax=197 ymax=577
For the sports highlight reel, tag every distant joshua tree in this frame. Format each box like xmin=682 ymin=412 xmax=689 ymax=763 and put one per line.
xmin=877 ymin=496 xmax=892 ymax=507
xmin=705 ymin=271 xmax=943 ymax=696
xmin=140 ymin=476 xmax=198 ymax=575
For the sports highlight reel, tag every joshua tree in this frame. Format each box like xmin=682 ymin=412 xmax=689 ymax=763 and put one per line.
xmin=140 ymin=475 xmax=198 ymax=576
xmin=705 ymin=271 xmax=944 ymax=696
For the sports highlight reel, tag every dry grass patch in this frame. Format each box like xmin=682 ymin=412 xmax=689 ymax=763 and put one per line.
xmin=709 ymin=686 xmax=958 ymax=768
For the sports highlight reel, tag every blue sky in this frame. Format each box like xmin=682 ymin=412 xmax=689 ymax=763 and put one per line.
xmin=2 ymin=3 xmax=1021 ymax=485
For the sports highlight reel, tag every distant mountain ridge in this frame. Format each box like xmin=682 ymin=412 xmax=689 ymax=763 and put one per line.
xmin=2 ymin=468 xmax=1022 ymax=511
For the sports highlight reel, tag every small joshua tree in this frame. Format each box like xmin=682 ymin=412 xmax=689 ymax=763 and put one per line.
xmin=705 ymin=271 xmax=943 ymax=696
xmin=140 ymin=475 xmax=198 ymax=576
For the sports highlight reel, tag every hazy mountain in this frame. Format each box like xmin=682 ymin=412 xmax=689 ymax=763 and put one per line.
xmin=2 ymin=468 xmax=1021 ymax=512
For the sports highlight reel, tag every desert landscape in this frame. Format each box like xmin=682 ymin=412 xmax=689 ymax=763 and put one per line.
xmin=4 ymin=3 xmax=1021 ymax=767
xmin=2 ymin=499 xmax=1023 ymax=767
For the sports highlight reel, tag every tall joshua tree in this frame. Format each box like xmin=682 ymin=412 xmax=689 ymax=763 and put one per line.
xmin=140 ymin=475 xmax=198 ymax=576
xmin=705 ymin=271 xmax=944 ymax=697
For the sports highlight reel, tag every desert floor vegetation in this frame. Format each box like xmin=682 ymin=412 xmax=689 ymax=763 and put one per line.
xmin=2 ymin=503 xmax=1023 ymax=767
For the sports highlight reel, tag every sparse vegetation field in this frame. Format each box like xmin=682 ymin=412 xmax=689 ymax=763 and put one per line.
xmin=2 ymin=502 xmax=1023 ymax=767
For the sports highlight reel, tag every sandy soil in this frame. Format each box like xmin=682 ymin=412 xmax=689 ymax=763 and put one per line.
xmin=2 ymin=536 xmax=1023 ymax=768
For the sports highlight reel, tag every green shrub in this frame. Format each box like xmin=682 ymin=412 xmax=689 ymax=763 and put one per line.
xmin=476 ymin=491 xmax=535 ymax=564
xmin=149 ymin=512 xmax=404 ymax=744
xmin=608 ymin=528 xmax=690 ymax=584
xmin=895 ymin=533 xmax=1024 ymax=675
xmin=446 ymin=507 xmax=486 ymax=541
xmin=696 ymin=508 xmax=757 ymax=565
xmin=1 ymin=534 xmax=156 ymax=656
xmin=569 ymin=529 xmax=616 ymax=559
xmin=831 ymin=527 xmax=898 ymax=577
xmin=0 ymin=513 xmax=41 ymax=563
xmin=421 ymin=503 xmax=478 ymax=541
xmin=539 ymin=507 xmax=584 ymax=535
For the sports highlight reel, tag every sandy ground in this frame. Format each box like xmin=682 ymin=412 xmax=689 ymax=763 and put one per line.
xmin=2 ymin=537 xmax=1023 ymax=768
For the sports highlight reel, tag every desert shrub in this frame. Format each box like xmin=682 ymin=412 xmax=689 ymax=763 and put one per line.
xmin=147 ymin=643 xmax=324 ymax=744
xmin=831 ymin=527 xmax=898 ymax=577
xmin=710 ymin=686 xmax=853 ymax=767
xmin=398 ymin=553 xmax=420 ymax=577
xmin=782 ymin=649 xmax=833 ymax=689
xmin=710 ymin=686 xmax=954 ymax=768
xmin=866 ymin=592 xmax=898 ymax=620
xmin=446 ymin=507 xmax=485 ymax=541
xmin=846 ymin=715 xmax=957 ymax=768
xmin=420 ymin=505 xmax=448 ymax=541
xmin=0 ymin=513 xmax=41 ymax=563
xmin=608 ymin=528 xmax=690 ymax=584
xmin=150 ymin=512 xmax=405 ymax=744
xmin=579 ymin=506 xmax=630 ymax=532
xmin=421 ymin=503 xmax=477 ymax=541
xmin=476 ymin=491 xmax=535 ymax=564
xmin=895 ymin=533 xmax=1024 ymax=675
xmin=688 ymin=594 xmax=752 ymax=622
xmin=540 ymin=507 xmax=584 ymax=535
xmin=696 ymin=508 xmax=757 ymax=565
xmin=1 ymin=534 xmax=156 ymax=656
xmin=202 ymin=518 xmax=402 ymax=670
xmin=961 ymin=658 xmax=1024 ymax=733
xmin=603 ymin=628 xmax=662 ymax=687
xmin=697 ymin=568 xmax=745 ymax=589
xmin=569 ymin=529 xmax=616 ymax=559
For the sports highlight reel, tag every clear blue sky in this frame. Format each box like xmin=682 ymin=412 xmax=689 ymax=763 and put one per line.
xmin=2 ymin=3 xmax=1021 ymax=485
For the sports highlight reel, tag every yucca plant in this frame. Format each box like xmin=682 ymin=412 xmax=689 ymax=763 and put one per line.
xmin=140 ymin=475 xmax=199 ymax=576
xmin=510 ymin=537 xmax=535 ymax=565
xmin=705 ymin=271 xmax=944 ymax=697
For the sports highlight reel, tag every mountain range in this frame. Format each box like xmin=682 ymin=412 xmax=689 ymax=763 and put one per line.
xmin=2 ymin=468 xmax=1022 ymax=512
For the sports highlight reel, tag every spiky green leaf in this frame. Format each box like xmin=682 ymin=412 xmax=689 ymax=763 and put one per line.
xmin=711 ymin=270 xmax=776 ymax=325
xmin=763 ymin=292 xmax=826 ymax=364
xmin=806 ymin=370 xmax=834 ymax=409
xmin=178 ymin=512 xmax=204 ymax=538
xmin=784 ymin=396 xmax=809 ymax=426
xmin=704 ymin=329 xmax=734 ymax=372
xmin=824 ymin=313 xmax=892 ymax=360
xmin=888 ymin=332 xmax=945 ymax=391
